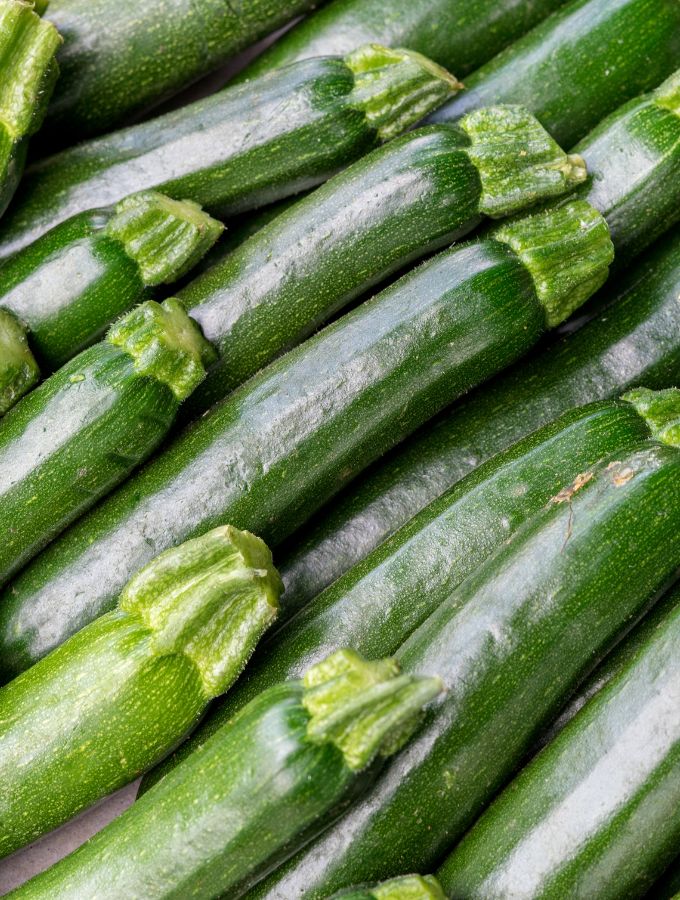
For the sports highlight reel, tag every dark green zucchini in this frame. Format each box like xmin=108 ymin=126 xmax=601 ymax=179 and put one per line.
xmin=253 ymin=424 xmax=680 ymax=896
xmin=0 ymin=0 xmax=61 ymax=216
xmin=0 ymin=191 xmax=222 ymax=383
xmin=42 ymin=0 xmax=323 ymax=140
xmin=437 ymin=578 xmax=680 ymax=898
xmin=0 ymin=45 xmax=458 ymax=259
xmin=180 ymin=107 xmax=586 ymax=415
xmin=428 ymin=0 xmax=680 ymax=148
xmin=241 ymin=0 xmax=567 ymax=82
xmin=328 ymin=875 xmax=445 ymax=900
xmin=0 ymin=525 xmax=281 ymax=859
xmin=0 ymin=197 xmax=612 ymax=677
xmin=0 ymin=308 xmax=40 ymax=414
xmin=13 ymin=650 xmax=441 ymax=899
xmin=0 ymin=298 xmax=215 ymax=586
xmin=654 ymin=857 xmax=680 ymax=899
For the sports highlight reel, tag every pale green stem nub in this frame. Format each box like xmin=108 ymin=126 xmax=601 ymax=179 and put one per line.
xmin=459 ymin=105 xmax=587 ymax=217
xmin=330 ymin=875 xmax=445 ymax=900
xmin=492 ymin=198 xmax=614 ymax=328
xmin=623 ymin=387 xmax=680 ymax=449
xmin=303 ymin=648 xmax=443 ymax=771
xmin=654 ymin=68 xmax=680 ymax=116
xmin=119 ymin=525 xmax=283 ymax=697
xmin=347 ymin=43 xmax=462 ymax=143
xmin=0 ymin=307 xmax=39 ymax=414
xmin=107 ymin=298 xmax=217 ymax=401
xmin=106 ymin=191 xmax=224 ymax=287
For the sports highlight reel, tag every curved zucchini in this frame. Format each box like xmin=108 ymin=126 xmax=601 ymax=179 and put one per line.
xmin=0 ymin=192 xmax=222 ymax=390
xmin=437 ymin=581 xmax=680 ymax=899
xmin=0 ymin=525 xmax=281 ymax=859
xmin=0 ymin=197 xmax=612 ymax=677
xmin=42 ymin=0 xmax=323 ymax=140
xmin=0 ymin=309 xmax=40 ymax=414
xmin=0 ymin=298 xmax=215 ymax=586
xmin=13 ymin=650 xmax=441 ymax=899
xmin=428 ymin=0 xmax=680 ymax=148
xmin=242 ymin=0 xmax=566 ymax=82
xmin=252 ymin=429 xmax=680 ymax=895
xmin=328 ymin=875 xmax=445 ymax=900
xmin=0 ymin=45 xmax=459 ymax=259
xmin=0 ymin=0 xmax=61 ymax=216
xmin=181 ymin=107 xmax=586 ymax=415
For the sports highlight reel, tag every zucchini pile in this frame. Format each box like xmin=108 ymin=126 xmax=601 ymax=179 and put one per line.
xmin=1 ymin=0 xmax=680 ymax=897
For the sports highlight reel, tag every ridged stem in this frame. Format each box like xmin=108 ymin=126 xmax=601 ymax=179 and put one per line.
xmin=107 ymin=298 xmax=216 ymax=401
xmin=120 ymin=525 xmax=283 ymax=697
xmin=303 ymin=648 xmax=442 ymax=771
xmin=491 ymin=199 xmax=614 ymax=327
xmin=459 ymin=105 xmax=587 ymax=217
xmin=654 ymin=68 xmax=680 ymax=116
xmin=623 ymin=387 xmax=680 ymax=448
xmin=105 ymin=191 xmax=224 ymax=287
xmin=347 ymin=44 xmax=462 ymax=143
xmin=333 ymin=875 xmax=446 ymax=900
xmin=0 ymin=308 xmax=39 ymax=414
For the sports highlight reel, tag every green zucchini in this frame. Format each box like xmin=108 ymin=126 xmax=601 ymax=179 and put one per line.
xmin=13 ymin=650 xmax=441 ymax=899
xmin=0 ymin=192 xmax=222 ymax=398
xmin=241 ymin=0 xmax=566 ymax=82
xmin=0 ymin=197 xmax=612 ymax=678
xmin=437 ymin=580 xmax=680 ymax=898
xmin=0 ymin=0 xmax=61 ymax=216
xmin=0 ymin=309 xmax=40 ymax=414
xmin=41 ymin=0 xmax=324 ymax=140
xmin=0 ymin=297 xmax=215 ymax=586
xmin=0 ymin=45 xmax=458 ymax=259
xmin=328 ymin=875 xmax=445 ymax=900
xmin=252 ymin=413 xmax=680 ymax=896
xmin=428 ymin=0 xmax=680 ymax=148
xmin=180 ymin=107 xmax=586 ymax=416
xmin=654 ymin=858 xmax=680 ymax=899
xmin=0 ymin=525 xmax=281 ymax=859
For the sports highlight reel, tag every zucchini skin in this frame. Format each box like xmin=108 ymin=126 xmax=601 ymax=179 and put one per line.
xmin=428 ymin=0 xmax=680 ymax=147
xmin=253 ymin=442 xmax=680 ymax=895
xmin=242 ymin=0 xmax=566 ymax=81
xmin=42 ymin=0 xmax=322 ymax=139
xmin=276 ymin=219 xmax=680 ymax=615
xmin=0 ymin=240 xmax=543 ymax=677
xmin=437 ymin=584 xmax=680 ymax=899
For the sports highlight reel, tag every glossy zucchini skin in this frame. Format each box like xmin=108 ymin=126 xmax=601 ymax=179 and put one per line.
xmin=276 ymin=218 xmax=680 ymax=616
xmin=428 ymin=0 xmax=680 ymax=147
xmin=253 ymin=442 xmax=680 ymax=895
xmin=42 ymin=0 xmax=322 ymax=139
xmin=0 ymin=49 xmax=456 ymax=259
xmin=242 ymin=0 xmax=566 ymax=81
xmin=438 ymin=583 xmax=680 ymax=899
xmin=0 ymin=239 xmax=543 ymax=677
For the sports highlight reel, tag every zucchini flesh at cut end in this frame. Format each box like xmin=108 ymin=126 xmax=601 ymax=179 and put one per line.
xmin=329 ymin=874 xmax=446 ymax=900
xmin=0 ymin=308 xmax=39 ymax=414
xmin=0 ymin=525 xmax=282 ymax=860
xmin=437 ymin=582 xmax=680 ymax=899
xmin=251 ymin=441 xmax=680 ymax=896
xmin=14 ymin=652 xmax=439 ymax=899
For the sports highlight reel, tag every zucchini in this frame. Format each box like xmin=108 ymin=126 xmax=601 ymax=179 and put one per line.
xmin=142 ymin=391 xmax=660 ymax=791
xmin=0 ymin=298 xmax=215 ymax=586
xmin=655 ymin=858 xmax=680 ymax=899
xmin=0 ymin=45 xmax=459 ymax=259
xmin=0 ymin=197 xmax=613 ymax=677
xmin=42 ymin=0 xmax=324 ymax=140
xmin=437 ymin=579 xmax=680 ymax=898
xmin=13 ymin=650 xmax=441 ymax=899
xmin=241 ymin=0 xmax=566 ymax=82
xmin=180 ymin=107 xmax=586 ymax=415
xmin=0 ymin=309 xmax=40 ymax=414
xmin=0 ymin=191 xmax=222 ymax=394
xmin=252 ymin=414 xmax=680 ymax=895
xmin=0 ymin=0 xmax=61 ymax=216
xmin=428 ymin=0 xmax=680 ymax=148
xmin=328 ymin=875 xmax=445 ymax=900
xmin=0 ymin=525 xmax=281 ymax=859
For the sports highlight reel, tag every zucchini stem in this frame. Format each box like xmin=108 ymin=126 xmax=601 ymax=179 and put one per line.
xmin=623 ymin=387 xmax=680 ymax=449
xmin=0 ymin=308 xmax=39 ymax=414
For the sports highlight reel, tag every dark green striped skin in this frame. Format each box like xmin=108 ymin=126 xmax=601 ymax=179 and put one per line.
xmin=428 ymin=0 xmax=680 ymax=147
xmin=275 ymin=217 xmax=680 ymax=617
xmin=42 ymin=0 xmax=322 ymax=140
xmin=253 ymin=442 xmax=680 ymax=896
xmin=141 ymin=397 xmax=654 ymax=791
xmin=0 ymin=239 xmax=544 ymax=678
xmin=241 ymin=0 xmax=566 ymax=81
xmin=0 ymin=49 xmax=456 ymax=259
xmin=438 ymin=585 xmax=680 ymax=899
